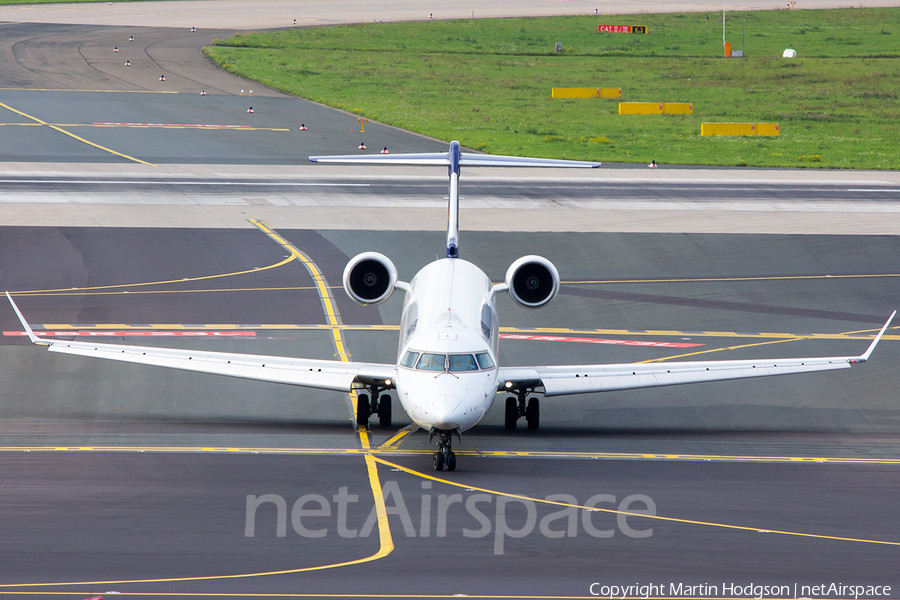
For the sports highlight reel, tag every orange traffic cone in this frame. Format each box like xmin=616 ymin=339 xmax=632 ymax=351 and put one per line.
xmin=247 ymin=107 xmax=254 ymax=113
xmin=358 ymin=142 xmax=366 ymax=149
xmin=299 ymin=124 xmax=307 ymax=130
xmin=113 ymin=47 xmax=118 ymax=52
xmin=381 ymin=147 xmax=389 ymax=154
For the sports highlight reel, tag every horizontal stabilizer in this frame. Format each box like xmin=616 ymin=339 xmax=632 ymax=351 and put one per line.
xmin=311 ymin=141 xmax=599 ymax=260
xmin=311 ymin=149 xmax=600 ymax=169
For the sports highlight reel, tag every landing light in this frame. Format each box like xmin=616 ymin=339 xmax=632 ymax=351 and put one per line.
xmin=505 ymin=381 xmax=513 ymax=388
xmin=384 ymin=379 xmax=392 ymax=386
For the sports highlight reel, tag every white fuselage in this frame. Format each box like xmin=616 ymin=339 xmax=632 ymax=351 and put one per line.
xmin=393 ymin=258 xmax=501 ymax=432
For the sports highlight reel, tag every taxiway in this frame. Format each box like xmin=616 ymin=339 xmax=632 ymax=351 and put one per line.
xmin=0 ymin=4 xmax=898 ymax=599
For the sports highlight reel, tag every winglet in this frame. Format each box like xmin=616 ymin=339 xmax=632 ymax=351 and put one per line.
xmin=851 ymin=310 xmax=895 ymax=363
xmin=5 ymin=292 xmax=50 ymax=346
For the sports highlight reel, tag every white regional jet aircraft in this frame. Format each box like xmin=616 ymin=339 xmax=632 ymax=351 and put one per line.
xmin=7 ymin=142 xmax=895 ymax=472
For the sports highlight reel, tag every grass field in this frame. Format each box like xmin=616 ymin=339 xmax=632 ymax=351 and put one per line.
xmin=205 ymin=9 xmax=900 ymax=169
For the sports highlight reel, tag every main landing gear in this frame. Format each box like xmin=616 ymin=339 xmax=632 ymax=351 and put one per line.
xmin=504 ymin=388 xmax=540 ymax=430
xmin=429 ymin=428 xmax=460 ymax=472
xmin=356 ymin=387 xmax=392 ymax=427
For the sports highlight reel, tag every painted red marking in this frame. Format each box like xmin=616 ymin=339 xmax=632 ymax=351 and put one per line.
xmin=92 ymin=122 xmax=252 ymax=129
xmin=499 ymin=334 xmax=701 ymax=348
xmin=4 ymin=331 xmax=256 ymax=337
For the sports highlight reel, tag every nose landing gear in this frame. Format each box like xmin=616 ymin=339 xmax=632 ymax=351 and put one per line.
xmin=429 ymin=428 xmax=460 ymax=471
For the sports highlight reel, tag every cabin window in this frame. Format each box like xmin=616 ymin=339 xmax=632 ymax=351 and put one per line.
xmin=400 ymin=351 xmax=419 ymax=368
xmin=475 ymin=352 xmax=494 ymax=369
xmin=416 ymin=353 xmax=445 ymax=371
xmin=449 ymin=354 xmax=478 ymax=372
xmin=480 ymin=304 xmax=493 ymax=340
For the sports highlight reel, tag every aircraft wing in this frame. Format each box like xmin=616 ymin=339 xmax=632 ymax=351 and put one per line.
xmin=498 ymin=312 xmax=895 ymax=397
xmin=6 ymin=293 xmax=395 ymax=392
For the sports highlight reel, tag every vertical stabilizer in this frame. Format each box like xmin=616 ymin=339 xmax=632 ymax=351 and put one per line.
xmin=446 ymin=141 xmax=461 ymax=258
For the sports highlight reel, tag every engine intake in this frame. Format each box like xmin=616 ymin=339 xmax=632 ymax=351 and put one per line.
xmin=505 ymin=255 xmax=560 ymax=309
xmin=343 ymin=252 xmax=399 ymax=305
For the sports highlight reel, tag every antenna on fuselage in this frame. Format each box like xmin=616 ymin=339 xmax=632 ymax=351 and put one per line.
xmin=309 ymin=142 xmax=600 ymax=259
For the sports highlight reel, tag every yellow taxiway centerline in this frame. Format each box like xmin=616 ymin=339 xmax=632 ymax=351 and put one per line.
xmin=374 ymin=456 xmax=900 ymax=548
xmin=0 ymin=221 xmax=397 ymax=591
xmin=22 ymin=323 xmax=900 ymax=342
xmin=2 ymin=446 xmax=899 ymax=465
xmin=640 ymin=337 xmax=805 ymax=363
xmin=0 ymin=122 xmax=290 ymax=131
xmin=567 ymin=273 xmax=900 ymax=285
xmin=9 ymin=256 xmax=302 ymax=296
xmin=0 ymin=101 xmax=157 ymax=167
xmin=0 ymin=87 xmax=177 ymax=93
xmin=379 ymin=424 xmax=420 ymax=449
xmin=14 ymin=270 xmax=900 ymax=297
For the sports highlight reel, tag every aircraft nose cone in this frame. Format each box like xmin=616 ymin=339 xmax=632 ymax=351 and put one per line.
xmin=429 ymin=395 xmax=464 ymax=429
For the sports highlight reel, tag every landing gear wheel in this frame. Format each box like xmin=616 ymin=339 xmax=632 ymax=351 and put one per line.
xmin=526 ymin=397 xmax=540 ymax=430
xmin=356 ymin=393 xmax=370 ymax=426
xmin=446 ymin=451 xmax=457 ymax=472
xmin=378 ymin=394 xmax=392 ymax=427
xmin=433 ymin=451 xmax=445 ymax=471
xmin=505 ymin=397 xmax=518 ymax=429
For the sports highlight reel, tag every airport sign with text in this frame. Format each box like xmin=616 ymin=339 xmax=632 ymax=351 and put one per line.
xmin=598 ymin=25 xmax=647 ymax=34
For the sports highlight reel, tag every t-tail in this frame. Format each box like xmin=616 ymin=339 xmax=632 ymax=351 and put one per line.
xmin=447 ymin=141 xmax=461 ymax=258
xmin=310 ymin=141 xmax=600 ymax=258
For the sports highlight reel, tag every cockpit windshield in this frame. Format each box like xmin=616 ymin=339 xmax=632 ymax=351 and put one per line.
xmin=449 ymin=354 xmax=478 ymax=371
xmin=475 ymin=352 xmax=494 ymax=369
xmin=416 ymin=353 xmax=446 ymax=371
xmin=400 ymin=351 xmax=418 ymax=368
xmin=407 ymin=351 xmax=494 ymax=371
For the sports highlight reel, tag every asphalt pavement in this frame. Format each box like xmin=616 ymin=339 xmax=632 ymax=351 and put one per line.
xmin=0 ymin=7 xmax=898 ymax=600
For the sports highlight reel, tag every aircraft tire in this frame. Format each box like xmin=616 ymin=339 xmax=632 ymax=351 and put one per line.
xmin=446 ymin=451 xmax=457 ymax=472
xmin=378 ymin=394 xmax=392 ymax=427
xmin=504 ymin=397 xmax=517 ymax=429
xmin=357 ymin=393 xmax=370 ymax=425
xmin=526 ymin=397 xmax=540 ymax=430
xmin=433 ymin=452 xmax=445 ymax=471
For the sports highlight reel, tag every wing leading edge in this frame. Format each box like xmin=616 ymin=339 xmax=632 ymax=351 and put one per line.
xmin=309 ymin=148 xmax=601 ymax=169
xmin=6 ymin=292 xmax=395 ymax=392
xmin=499 ymin=311 xmax=895 ymax=397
